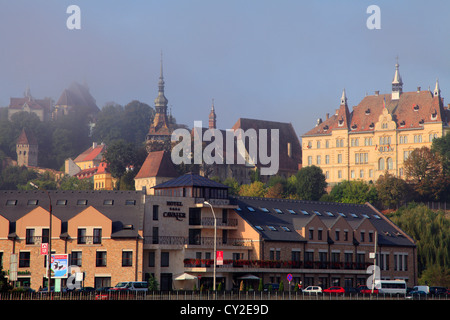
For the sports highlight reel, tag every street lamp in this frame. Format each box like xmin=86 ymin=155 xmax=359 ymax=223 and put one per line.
xmin=203 ymin=201 xmax=216 ymax=291
xmin=30 ymin=182 xmax=52 ymax=294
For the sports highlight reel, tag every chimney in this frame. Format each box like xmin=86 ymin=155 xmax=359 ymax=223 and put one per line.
xmin=93 ymin=142 xmax=97 ymax=149
xmin=375 ymin=91 xmax=379 ymax=96
xmin=326 ymin=113 xmax=329 ymax=120
xmin=417 ymin=87 xmax=421 ymax=93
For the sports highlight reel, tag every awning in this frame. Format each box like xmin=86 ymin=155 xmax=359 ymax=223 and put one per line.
xmin=174 ymin=273 xmax=197 ymax=281
xmin=238 ymin=274 xmax=260 ymax=280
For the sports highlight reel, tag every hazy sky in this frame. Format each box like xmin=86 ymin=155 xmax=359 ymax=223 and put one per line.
xmin=1 ymin=0 xmax=449 ymax=138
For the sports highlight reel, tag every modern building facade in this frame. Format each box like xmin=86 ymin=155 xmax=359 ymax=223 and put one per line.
xmin=0 ymin=176 xmax=417 ymax=292
xmin=302 ymin=63 xmax=450 ymax=186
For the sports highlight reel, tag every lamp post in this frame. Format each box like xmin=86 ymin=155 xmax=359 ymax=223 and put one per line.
xmin=203 ymin=201 xmax=216 ymax=291
xmin=30 ymin=182 xmax=52 ymax=294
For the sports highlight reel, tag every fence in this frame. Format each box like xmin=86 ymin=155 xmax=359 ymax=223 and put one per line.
xmin=1 ymin=290 xmax=448 ymax=301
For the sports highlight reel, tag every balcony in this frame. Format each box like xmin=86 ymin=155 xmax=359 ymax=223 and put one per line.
xmin=144 ymin=236 xmax=253 ymax=248
xmin=183 ymin=259 xmax=372 ymax=271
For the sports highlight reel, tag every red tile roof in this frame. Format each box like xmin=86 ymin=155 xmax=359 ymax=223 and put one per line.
xmin=74 ymin=144 xmax=106 ymax=163
xmin=16 ymin=129 xmax=37 ymax=145
xmin=135 ymin=150 xmax=178 ymax=179
xmin=303 ymin=90 xmax=449 ymax=136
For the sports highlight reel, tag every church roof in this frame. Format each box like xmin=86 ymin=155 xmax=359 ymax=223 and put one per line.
xmin=135 ymin=151 xmax=178 ymax=179
xmin=56 ymin=82 xmax=99 ymax=114
xmin=16 ymin=129 xmax=37 ymax=145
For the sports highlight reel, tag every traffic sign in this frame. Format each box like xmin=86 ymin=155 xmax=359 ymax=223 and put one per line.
xmin=287 ymin=274 xmax=293 ymax=283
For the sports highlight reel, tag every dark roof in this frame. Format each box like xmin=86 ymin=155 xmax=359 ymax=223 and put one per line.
xmin=56 ymin=82 xmax=100 ymax=114
xmin=0 ymin=190 xmax=144 ymax=238
xmin=233 ymin=196 xmax=416 ymax=247
xmin=152 ymin=173 xmax=228 ymax=189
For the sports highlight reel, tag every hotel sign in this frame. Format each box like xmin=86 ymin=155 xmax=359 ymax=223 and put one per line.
xmin=163 ymin=201 xmax=186 ymax=221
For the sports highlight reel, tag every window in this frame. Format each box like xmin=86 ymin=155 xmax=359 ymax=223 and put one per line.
xmin=281 ymin=226 xmax=291 ymax=232
xmin=56 ymin=199 xmax=67 ymax=206
xmin=350 ymin=213 xmax=358 ymax=218
xmin=317 ymin=141 xmax=321 ymax=149
xmin=338 ymin=170 xmax=342 ymax=179
xmin=360 ymin=232 xmax=365 ymax=242
xmin=255 ymin=225 xmax=264 ymax=231
xmin=313 ymin=210 xmax=322 ymax=216
xmin=247 ymin=207 xmax=255 ymax=212
xmin=103 ymin=199 xmax=114 ymax=205
xmin=338 ymin=212 xmax=346 ymax=217
xmin=96 ymin=251 xmax=107 ymax=267
xmin=153 ymin=205 xmax=159 ymax=220
xmin=325 ymin=155 xmax=330 ymax=164
xmin=360 ymin=170 xmax=364 ymax=178
xmin=6 ymin=200 xmax=17 ymax=206
xmin=300 ymin=210 xmax=309 ymax=215
xmin=274 ymin=208 xmax=283 ymax=214
xmin=19 ymin=252 xmax=30 ymax=268
xmin=287 ymin=209 xmax=296 ymax=214
xmin=378 ymin=158 xmax=385 ymax=170
xmin=309 ymin=229 xmax=314 ymax=240
xmin=122 ymin=251 xmax=133 ymax=267
xmin=387 ymin=157 xmax=393 ymax=170
xmin=42 ymin=228 xmax=49 ymax=244
xmin=337 ymin=154 xmax=342 ymax=164
xmin=71 ymin=251 xmax=82 ymax=266
xmin=161 ymin=252 xmax=170 ymax=267
xmin=27 ymin=199 xmax=38 ymax=206
xmin=326 ymin=211 xmax=334 ymax=217
xmin=77 ymin=228 xmax=86 ymax=244
xmin=93 ymin=228 xmax=102 ymax=244
xmin=325 ymin=140 xmax=329 ymax=148
xmin=399 ymin=136 xmax=408 ymax=144
xmin=260 ymin=208 xmax=269 ymax=212
xmin=125 ymin=200 xmax=136 ymax=205
xmin=26 ymin=229 xmax=35 ymax=245
xmin=308 ymin=156 xmax=312 ymax=165
xmin=316 ymin=155 xmax=321 ymax=165
xmin=77 ymin=199 xmax=88 ymax=205
xmin=318 ymin=229 xmax=323 ymax=240
xmin=414 ymin=134 xmax=422 ymax=143
xmin=267 ymin=226 xmax=277 ymax=231
xmin=403 ymin=150 xmax=412 ymax=161
xmin=351 ymin=170 xmax=355 ymax=179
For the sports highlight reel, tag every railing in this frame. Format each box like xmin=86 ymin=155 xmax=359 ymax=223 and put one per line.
xmin=184 ymin=259 xmax=372 ymax=270
xmin=144 ymin=236 xmax=253 ymax=247
xmin=200 ymin=217 xmax=238 ymax=227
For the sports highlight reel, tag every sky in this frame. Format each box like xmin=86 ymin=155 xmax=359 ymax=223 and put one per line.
xmin=1 ymin=0 xmax=449 ymax=138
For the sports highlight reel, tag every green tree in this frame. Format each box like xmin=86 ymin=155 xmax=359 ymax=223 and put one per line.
xmin=222 ymin=177 xmax=240 ymax=196
xmin=375 ymin=171 xmax=410 ymax=209
xmin=327 ymin=180 xmax=378 ymax=204
xmin=59 ymin=176 xmax=94 ymax=190
xmin=293 ymin=166 xmax=327 ymax=201
xmin=239 ymin=181 xmax=266 ymax=197
xmin=404 ymin=146 xmax=447 ymax=201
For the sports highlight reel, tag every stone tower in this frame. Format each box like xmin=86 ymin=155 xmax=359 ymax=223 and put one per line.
xmin=16 ymin=129 xmax=38 ymax=167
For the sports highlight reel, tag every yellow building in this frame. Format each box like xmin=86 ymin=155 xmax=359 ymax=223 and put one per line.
xmin=302 ymin=63 xmax=450 ymax=186
xmin=93 ymin=162 xmax=118 ymax=190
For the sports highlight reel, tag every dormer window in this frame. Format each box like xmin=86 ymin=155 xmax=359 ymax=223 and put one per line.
xmin=399 ymin=120 xmax=405 ymax=127
xmin=351 ymin=124 xmax=357 ymax=130
xmin=413 ymin=104 xmax=419 ymax=111
xmin=419 ymin=119 xmax=424 ymax=126
xmin=338 ymin=118 xmax=344 ymax=127
xmin=323 ymin=125 xmax=329 ymax=132
xmin=369 ymin=123 xmax=375 ymax=129
xmin=365 ymin=108 xmax=371 ymax=115
xmin=431 ymin=110 xmax=437 ymax=120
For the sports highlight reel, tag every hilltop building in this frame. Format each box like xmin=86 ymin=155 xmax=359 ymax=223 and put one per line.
xmin=8 ymin=87 xmax=52 ymax=121
xmin=302 ymin=62 xmax=450 ymax=186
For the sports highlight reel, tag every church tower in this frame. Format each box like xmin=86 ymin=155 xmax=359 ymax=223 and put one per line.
xmin=391 ymin=60 xmax=403 ymax=100
xmin=16 ymin=129 xmax=38 ymax=167
xmin=208 ymin=99 xmax=217 ymax=129
xmin=146 ymin=54 xmax=172 ymax=153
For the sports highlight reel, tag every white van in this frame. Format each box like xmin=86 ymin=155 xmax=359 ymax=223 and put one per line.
xmin=413 ymin=285 xmax=429 ymax=294
xmin=374 ymin=279 xmax=407 ymax=295
xmin=111 ymin=281 xmax=148 ymax=292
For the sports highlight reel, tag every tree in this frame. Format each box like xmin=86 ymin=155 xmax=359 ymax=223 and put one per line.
xmin=265 ymin=183 xmax=284 ymax=199
xmin=239 ymin=181 xmax=266 ymax=197
xmin=293 ymin=166 xmax=327 ymax=201
xmin=326 ymin=180 xmax=378 ymax=204
xmin=404 ymin=146 xmax=447 ymax=201
xmin=103 ymin=140 xmax=147 ymax=183
xmin=375 ymin=171 xmax=410 ymax=209
xmin=222 ymin=177 xmax=240 ymax=196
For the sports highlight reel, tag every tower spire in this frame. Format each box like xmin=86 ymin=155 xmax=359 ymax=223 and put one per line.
xmin=209 ymin=98 xmax=217 ymax=129
xmin=434 ymin=78 xmax=441 ymax=97
xmin=340 ymin=88 xmax=347 ymax=105
xmin=392 ymin=58 xmax=403 ymax=100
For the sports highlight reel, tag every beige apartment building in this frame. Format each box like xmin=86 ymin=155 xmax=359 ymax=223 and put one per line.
xmin=302 ymin=63 xmax=450 ymax=186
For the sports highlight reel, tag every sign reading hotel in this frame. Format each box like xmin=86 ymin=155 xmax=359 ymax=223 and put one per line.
xmin=217 ymin=251 xmax=224 ymax=266
xmin=163 ymin=201 xmax=186 ymax=221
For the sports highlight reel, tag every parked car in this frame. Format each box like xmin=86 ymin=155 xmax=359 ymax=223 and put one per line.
xmin=412 ymin=285 xmax=429 ymax=294
xmin=323 ymin=286 xmax=345 ymax=294
xmin=303 ymin=286 xmax=322 ymax=294
xmin=429 ymin=286 xmax=447 ymax=296
xmin=356 ymin=285 xmax=379 ymax=294
xmin=110 ymin=281 xmax=148 ymax=292
xmin=406 ymin=290 xmax=428 ymax=299
xmin=344 ymin=287 xmax=358 ymax=295
xmin=263 ymin=283 xmax=279 ymax=292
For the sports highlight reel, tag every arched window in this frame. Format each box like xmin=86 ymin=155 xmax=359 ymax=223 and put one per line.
xmin=387 ymin=157 xmax=393 ymax=170
xmin=378 ymin=158 xmax=385 ymax=170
